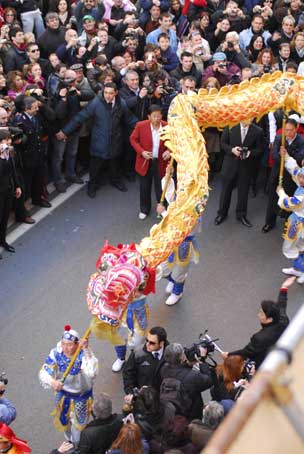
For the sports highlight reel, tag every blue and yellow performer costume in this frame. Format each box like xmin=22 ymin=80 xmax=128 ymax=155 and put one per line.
xmin=157 ymin=177 xmax=201 ymax=305
xmin=39 ymin=326 xmax=98 ymax=445
xmin=277 ymin=155 xmax=304 ymax=284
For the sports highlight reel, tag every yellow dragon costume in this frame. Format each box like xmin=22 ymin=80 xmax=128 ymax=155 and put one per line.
xmin=87 ymin=72 xmax=304 ymax=344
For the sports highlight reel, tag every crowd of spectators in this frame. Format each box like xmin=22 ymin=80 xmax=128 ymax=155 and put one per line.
xmin=0 ymin=275 xmax=296 ymax=453
xmin=1 ymin=0 xmax=304 ymax=258
xmin=0 ymin=0 xmax=304 ymax=448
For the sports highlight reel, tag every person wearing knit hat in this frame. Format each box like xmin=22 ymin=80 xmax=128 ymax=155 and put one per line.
xmin=221 ymin=277 xmax=295 ymax=368
xmin=0 ymin=423 xmax=31 ymax=453
xmin=278 ymin=151 xmax=304 ymax=283
xmin=39 ymin=325 xmax=98 ymax=446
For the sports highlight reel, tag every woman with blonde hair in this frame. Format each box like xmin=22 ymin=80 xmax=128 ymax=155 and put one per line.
xmin=290 ymin=31 xmax=304 ymax=64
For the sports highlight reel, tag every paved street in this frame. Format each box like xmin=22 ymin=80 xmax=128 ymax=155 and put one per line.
xmin=0 ymin=176 xmax=303 ymax=453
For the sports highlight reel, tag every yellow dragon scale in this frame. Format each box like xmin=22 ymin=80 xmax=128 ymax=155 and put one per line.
xmin=137 ymin=72 xmax=304 ymax=269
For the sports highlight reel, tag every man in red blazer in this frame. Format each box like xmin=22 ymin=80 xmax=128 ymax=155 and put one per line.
xmin=130 ymin=105 xmax=170 ymax=219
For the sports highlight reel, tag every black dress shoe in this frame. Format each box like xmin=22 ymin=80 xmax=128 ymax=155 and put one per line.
xmin=87 ymin=186 xmax=96 ymax=198
xmin=16 ymin=216 xmax=36 ymax=225
xmin=1 ymin=242 xmax=15 ymax=253
xmin=250 ymin=185 xmax=257 ymax=198
xmin=238 ymin=216 xmax=252 ymax=228
xmin=262 ymin=223 xmax=275 ymax=233
xmin=214 ymin=215 xmax=227 ymax=225
xmin=111 ymin=181 xmax=128 ymax=192
xmin=33 ymin=199 xmax=52 ymax=208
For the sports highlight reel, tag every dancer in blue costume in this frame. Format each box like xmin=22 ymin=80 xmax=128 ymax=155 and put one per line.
xmin=278 ymin=153 xmax=304 ymax=284
xmin=156 ymin=175 xmax=202 ymax=306
xmin=39 ymin=325 xmax=98 ymax=446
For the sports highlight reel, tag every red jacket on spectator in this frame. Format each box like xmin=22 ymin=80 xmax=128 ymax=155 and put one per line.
xmin=182 ymin=0 xmax=206 ymax=16
xmin=130 ymin=119 xmax=168 ymax=177
xmin=0 ymin=7 xmax=5 ymax=27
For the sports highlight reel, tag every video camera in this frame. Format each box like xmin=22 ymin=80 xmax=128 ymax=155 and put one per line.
xmin=0 ymin=372 xmax=8 ymax=386
xmin=58 ymin=77 xmax=77 ymax=89
xmin=158 ymin=83 xmax=176 ymax=96
xmin=184 ymin=330 xmax=222 ymax=363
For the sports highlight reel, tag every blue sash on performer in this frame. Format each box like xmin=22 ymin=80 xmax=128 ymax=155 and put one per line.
xmin=126 ymin=297 xmax=147 ymax=333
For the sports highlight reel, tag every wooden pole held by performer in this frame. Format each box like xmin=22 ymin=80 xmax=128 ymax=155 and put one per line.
xmin=160 ymin=157 xmax=175 ymax=205
xmin=61 ymin=326 xmax=92 ymax=383
xmin=279 ymin=110 xmax=288 ymax=188
xmin=157 ymin=157 xmax=175 ymax=219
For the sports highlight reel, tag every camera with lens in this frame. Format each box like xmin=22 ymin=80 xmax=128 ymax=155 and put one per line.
xmin=158 ymin=83 xmax=176 ymax=95
xmin=263 ymin=64 xmax=271 ymax=73
xmin=242 ymin=359 xmax=256 ymax=379
xmin=240 ymin=146 xmax=248 ymax=159
xmin=0 ymin=372 xmax=8 ymax=386
xmin=227 ymin=41 xmax=234 ymax=49
xmin=218 ymin=63 xmax=227 ymax=69
xmin=145 ymin=84 xmax=155 ymax=95
xmin=184 ymin=332 xmax=219 ymax=362
xmin=124 ymin=29 xmax=138 ymax=40
xmin=59 ymin=77 xmax=76 ymax=89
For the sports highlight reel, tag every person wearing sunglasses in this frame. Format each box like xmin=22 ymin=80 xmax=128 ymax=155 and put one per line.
xmin=26 ymin=43 xmax=51 ymax=78
xmin=123 ymin=326 xmax=168 ymax=406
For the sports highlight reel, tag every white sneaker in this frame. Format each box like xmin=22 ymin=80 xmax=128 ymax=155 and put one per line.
xmin=282 ymin=267 xmax=302 ymax=277
xmin=165 ymin=293 xmax=183 ymax=306
xmin=297 ymin=273 xmax=304 ymax=284
xmin=138 ymin=212 xmax=147 ymax=220
xmin=166 ymin=281 xmax=174 ymax=294
xmin=112 ymin=358 xmax=125 ymax=372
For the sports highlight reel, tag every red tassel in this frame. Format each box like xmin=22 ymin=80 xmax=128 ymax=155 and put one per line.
xmin=64 ymin=324 xmax=71 ymax=331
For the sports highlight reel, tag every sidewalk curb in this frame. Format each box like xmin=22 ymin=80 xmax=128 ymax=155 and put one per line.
xmin=1 ymin=174 xmax=88 ymax=253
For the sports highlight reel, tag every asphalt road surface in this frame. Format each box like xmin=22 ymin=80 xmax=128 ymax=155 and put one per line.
xmin=1 ymin=176 xmax=303 ymax=453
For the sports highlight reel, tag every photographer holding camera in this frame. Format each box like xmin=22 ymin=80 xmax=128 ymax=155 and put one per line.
xmin=160 ymin=343 xmax=212 ymax=420
xmin=0 ymin=374 xmax=16 ymax=425
xmin=220 ymin=31 xmax=251 ymax=69
xmin=202 ymin=52 xmax=241 ymax=87
xmin=150 ymin=69 xmax=178 ymax=120
xmin=53 ymin=69 xmax=92 ymax=192
xmin=214 ymin=119 xmax=264 ymax=228
xmin=210 ymin=356 xmax=256 ymax=414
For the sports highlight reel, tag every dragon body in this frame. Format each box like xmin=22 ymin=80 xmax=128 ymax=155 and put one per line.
xmin=87 ymin=72 xmax=304 ymax=335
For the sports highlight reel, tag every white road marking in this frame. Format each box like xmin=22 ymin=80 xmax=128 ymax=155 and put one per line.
xmin=4 ymin=174 xmax=89 ymax=247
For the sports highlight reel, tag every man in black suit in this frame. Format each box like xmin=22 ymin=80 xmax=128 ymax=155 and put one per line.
xmin=15 ymin=97 xmax=52 ymax=209
xmin=262 ymin=117 xmax=304 ymax=233
xmin=214 ymin=120 xmax=264 ymax=227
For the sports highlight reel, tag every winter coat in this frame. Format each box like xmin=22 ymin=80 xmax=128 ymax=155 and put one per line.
xmin=63 ymin=94 xmax=137 ymax=159
xmin=37 ymin=26 xmax=66 ymax=58
xmin=3 ymin=46 xmax=28 ymax=74
xmin=229 ymin=288 xmax=290 ymax=368
xmin=170 ymin=63 xmax=202 ymax=87
xmin=78 ymin=414 xmax=123 ymax=454
xmin=160 ymin=363 xmax=212 ymax=420
xmin=123 ymin=342 xmax=169 ymax=394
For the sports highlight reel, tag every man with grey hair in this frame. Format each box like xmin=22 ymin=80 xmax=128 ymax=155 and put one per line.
xmin=78 ymin=392 xmax=123 ymax=454
xmin=38 ymin=13 xmax=66 ymax=58
xmin=160 ymin=343 xmax=212 ymax=420
xmin=202 ymin=401 xmax=224 ymax=430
